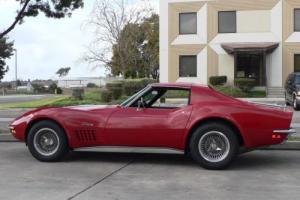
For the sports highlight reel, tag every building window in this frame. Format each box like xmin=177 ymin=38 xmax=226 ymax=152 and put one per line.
xmin=179 ymin=56 xmax=197 ymax=77
xmin=218 ymin=11 xmax=236 ymax=33
xmin=179 ymin=13 xmax=197 ymax=34
xmin=295 ymin=9 xmax=300 ymax=32
xmin=295 ymin=54 xmax=300 ymax=72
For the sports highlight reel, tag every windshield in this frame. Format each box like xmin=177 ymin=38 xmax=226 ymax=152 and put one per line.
xmin=120 ymin=86 xmax=150 ymax=107
xmin=296 ymin=75 xmax=300 ymax=85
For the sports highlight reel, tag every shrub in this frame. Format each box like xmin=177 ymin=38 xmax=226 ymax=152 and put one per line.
xmin=209 ymin=76 xmax=227 ymax=86
xmin=106 ymin=81 xmax=123 ymax=100
xmin=32 ymin=84 xmax=47 ymax=94
xmin=87 ymin=83 xmax=98 ymax=88
xmin=49 ymin=83 xmax=63 ymax=94
xmin=111 ymin=88 xmax=123 ymax=100
xmin=106 ymin=82 xmax=123 ymax=90
xmin=234 ymin=78 xmax=256 ymax=92
xmin=72 ymin=88 xmax=84 ymax=100
xmin=101 ymin=90 xmax=113 ymax=102
xmin=123 ymin=78 xmax=156 ymax=96
xmin=56 ymin=87 xmax=63 ymax=94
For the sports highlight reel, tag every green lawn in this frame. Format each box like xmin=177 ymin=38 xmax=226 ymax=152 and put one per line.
xmin=0 ymin=90 xmax=129 ymax=109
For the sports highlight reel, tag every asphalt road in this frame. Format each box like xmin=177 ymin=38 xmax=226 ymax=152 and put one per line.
xmin=0 ymin=95 xmax=47 ymax=104
xmin=0 ymin=142 xmax=300 ymax=200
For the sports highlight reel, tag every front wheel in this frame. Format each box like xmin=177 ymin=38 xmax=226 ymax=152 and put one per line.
xmin=189 ymin=123 xmax=239 ymax=170
xmin=27 ymin=120 xmax=69 ymax=162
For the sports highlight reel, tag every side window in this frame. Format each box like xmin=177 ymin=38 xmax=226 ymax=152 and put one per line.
xmin=130 ymin=88 xmax=160 ymax=108
xmin=295 ymin=54 xmax=300 ymax=72
xmin=295 ymin=9 xmax=300 ymax=32
xmin=179 ymin=12 xmax=197 ymax=34
xmin=130 ymin=88 xmax=190 ymax=109
xmin=151 ymin=89 xmax=190 ymax=108
xmin=290 ymin=74 xmax=295 ymax=84
xmin=295 ymin=75 xmax=300 ymax=85
xmin=218 ymin=11 xmax=237 ymax=33
xmin=179 ymin=55 xmax=197 ymax=77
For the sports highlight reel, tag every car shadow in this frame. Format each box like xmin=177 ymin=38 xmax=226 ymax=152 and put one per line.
xmin=63 ymin=150 xmax=299 ymax=170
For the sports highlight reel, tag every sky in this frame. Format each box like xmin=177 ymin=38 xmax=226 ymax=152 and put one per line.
xmin=0 ymin=0 xmax=159 ymax=81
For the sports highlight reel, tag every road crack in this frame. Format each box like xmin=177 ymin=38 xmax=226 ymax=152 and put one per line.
xmin=67 ymin=160 xmax=134 ymax=200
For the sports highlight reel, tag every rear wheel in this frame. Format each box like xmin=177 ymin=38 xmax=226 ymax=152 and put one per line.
xmin=27 ymin=120 xmax=69 ymax=162
xmin=189 ymin=123 xmax=239 ymax=170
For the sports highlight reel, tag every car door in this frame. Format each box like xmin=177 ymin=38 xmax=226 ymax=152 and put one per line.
xmin=103 ymin=87 xmax=193 ymax=148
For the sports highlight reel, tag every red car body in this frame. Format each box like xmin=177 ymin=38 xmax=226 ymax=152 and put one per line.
xmin=10 ymin=83 xmax=294 ymax=151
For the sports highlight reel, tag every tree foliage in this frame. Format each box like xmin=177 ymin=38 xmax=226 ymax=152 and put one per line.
xmin=109 ymin=14 xmax=159 ymax=79
xmin=0 ymin=0 xmax=84 ymax=81
xmin=56 ymin=67 xmax=71 ymax=77
xmin=0 ymin=0 xmax=84 ymax=38
xmin=84 ymin=0 xmax=157 ymax=79
xmin=0 ymin=37 xmax=14 ymax=81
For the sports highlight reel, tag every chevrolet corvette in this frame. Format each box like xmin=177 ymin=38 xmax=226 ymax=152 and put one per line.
xmin=9 ymin=83 xmax=295 ymax=169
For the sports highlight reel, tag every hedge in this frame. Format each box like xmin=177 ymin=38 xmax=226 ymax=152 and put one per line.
xmin=234 ymin=78 xmax=256 ymax=92
xmin=101 ymin=90 xmax=113 ymax=102
xmin=209 ymin=76 xmax=227 ymax=86
xmin=123 ymin=78 xmax=156 ymax=96
xmin=72 ymin=88 xmax=84 ymax=100
xmin=111 ymin=88 xmax=123 ymax=100
xmin=104 ymin=78 xmax=157 ymax=101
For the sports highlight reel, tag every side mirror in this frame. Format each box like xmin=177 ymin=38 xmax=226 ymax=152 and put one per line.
xmin=137 ymin=97 xmax=145 ymax=111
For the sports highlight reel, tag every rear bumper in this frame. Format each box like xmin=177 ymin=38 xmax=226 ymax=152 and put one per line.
xmin=273 ymin=129 xmax=296 ymax=135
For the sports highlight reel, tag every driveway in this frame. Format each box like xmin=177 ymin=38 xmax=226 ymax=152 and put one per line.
xmin=1 ymin=143 xmax=300 ymax=200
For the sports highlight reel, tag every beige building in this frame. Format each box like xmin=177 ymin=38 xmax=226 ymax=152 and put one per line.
xmin=159 ymin=0 xmax=300 ymax=94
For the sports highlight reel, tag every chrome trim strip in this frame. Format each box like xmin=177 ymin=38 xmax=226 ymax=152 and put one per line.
xmin=251 ymin=102 xmax=287 ymax=109
xmin=273 ymin=129 xmax=296 ymax=134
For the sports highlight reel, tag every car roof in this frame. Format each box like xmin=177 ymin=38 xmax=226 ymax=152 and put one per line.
xmin=150 ymin=82 xmax=209 ymax=89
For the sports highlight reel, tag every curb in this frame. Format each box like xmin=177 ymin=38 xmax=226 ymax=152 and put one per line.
xmin=1 ymin=133 xmax=300 ymax=150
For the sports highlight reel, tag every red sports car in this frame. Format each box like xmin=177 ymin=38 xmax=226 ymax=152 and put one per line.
xmin=9 ymin=83 xmax=295 ymax=169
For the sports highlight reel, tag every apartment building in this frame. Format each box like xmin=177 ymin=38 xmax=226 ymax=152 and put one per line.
xmin=159 ymin=0 xmax=300 ymax=93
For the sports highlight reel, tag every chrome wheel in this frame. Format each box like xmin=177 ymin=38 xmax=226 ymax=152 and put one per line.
xmin=33 ymin=128 xmax=60 ymax=157
xmin=198 ymin=131 xmax=230 ymax=163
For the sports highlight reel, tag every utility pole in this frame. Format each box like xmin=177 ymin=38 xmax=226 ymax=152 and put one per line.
xmin=14 ymin=49 xmax=18 ymax=91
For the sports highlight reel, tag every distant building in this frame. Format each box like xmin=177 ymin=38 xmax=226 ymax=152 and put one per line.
xmin=17 ymin=80 xmax=33 ymax=92
xmin=57 ymin=77 xmax=123 ymax=88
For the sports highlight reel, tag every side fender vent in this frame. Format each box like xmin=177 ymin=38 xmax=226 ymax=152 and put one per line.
xmin=75 ymin=130 xmax=96 ymax=142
